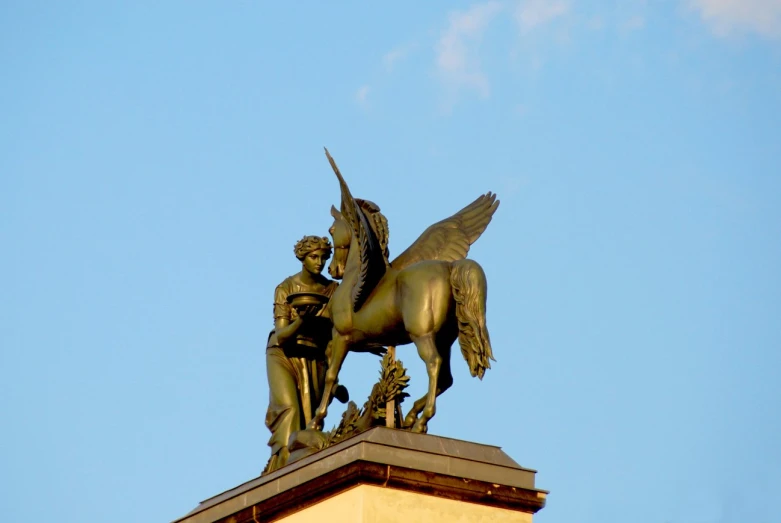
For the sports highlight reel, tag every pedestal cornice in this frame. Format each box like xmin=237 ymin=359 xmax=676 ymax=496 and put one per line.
xmin=173 ymin=427 xmax=547 ymax=523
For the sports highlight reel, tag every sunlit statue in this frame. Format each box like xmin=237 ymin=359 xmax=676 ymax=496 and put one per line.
xmin=307 ymin=149 xmax=499 ymax=434
xmin=263 ymin=235 xmax=342 ymax=474
xmin=261 ymin=149 xmax=500 ymax=474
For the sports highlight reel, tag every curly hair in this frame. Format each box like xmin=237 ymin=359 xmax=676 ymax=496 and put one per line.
xmin=294 ymin=235 xmax=333 ymax=260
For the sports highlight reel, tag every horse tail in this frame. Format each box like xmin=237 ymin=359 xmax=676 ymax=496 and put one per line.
xmin=449 ymin=259 xmax=494 ymax=380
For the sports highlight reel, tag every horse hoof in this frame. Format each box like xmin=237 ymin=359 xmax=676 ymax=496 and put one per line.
xmin=411 ymin=420 xmax=428 ymax=434
xmin=335 ymin=385 xmax=349 ymax=404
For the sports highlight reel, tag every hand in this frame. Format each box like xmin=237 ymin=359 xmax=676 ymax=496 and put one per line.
xmin=295 ymin=304 xmax=321 ymax=318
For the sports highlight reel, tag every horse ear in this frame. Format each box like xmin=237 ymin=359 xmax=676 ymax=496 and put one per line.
xmin=331 ymin=205 xmax=342 ymax=220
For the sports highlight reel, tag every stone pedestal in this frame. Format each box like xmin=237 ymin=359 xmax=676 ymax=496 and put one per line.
xmin=173 ymin=427 xmax=547 ymax=523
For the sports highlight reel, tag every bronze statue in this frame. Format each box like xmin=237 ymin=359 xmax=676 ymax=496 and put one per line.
xmin=278 ymin=351 xmax=411 ymax=468
xmin=263 ymin=235 xmax=342 ymax=474
xmin=306 ymin=149 xmax=499 ymax=434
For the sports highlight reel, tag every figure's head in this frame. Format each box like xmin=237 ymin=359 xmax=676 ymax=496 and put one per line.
xmin=328 ymin=205 xmax=352 ymax=279
xmin=294 ymin=235 xmax=332 ymax=276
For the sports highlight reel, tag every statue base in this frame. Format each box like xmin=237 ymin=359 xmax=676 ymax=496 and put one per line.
xmin=173 ymin=427 xmax=547 ymax=523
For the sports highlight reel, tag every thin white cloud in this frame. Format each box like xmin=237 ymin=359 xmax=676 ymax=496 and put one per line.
xmin=355 ymin=85 xmax=370 ymax=107
xmin=688 ymin=0 xmax=781 ymax=39
xmin=515 ymin=0 xmax=569 ymax=33
xmin=383 ymin=42 xmax=417 ymax=72
xmin=435 ymin=1 xmax=504 ymax=107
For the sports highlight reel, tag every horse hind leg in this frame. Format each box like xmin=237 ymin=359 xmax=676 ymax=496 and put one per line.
xmin=402 ymin=395 xmax=428 ymax=429
xmin=407 ymin=332 xmax=457 ymax=434
xmin=403 ymin=341 xmax=453 ymax=430
xmin=406 ymin=334 xmax=439 ymax=433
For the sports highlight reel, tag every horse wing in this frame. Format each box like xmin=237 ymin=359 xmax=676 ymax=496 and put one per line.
xmin=391 ymin=192 xmax=499 ymax=270
xmin=356 ymin=198 xmax=390 ymax=264
xmin=352 ymin=205 xmax=386 ymax=311
xmin=325 ymin=148 xmax=386 ymax=312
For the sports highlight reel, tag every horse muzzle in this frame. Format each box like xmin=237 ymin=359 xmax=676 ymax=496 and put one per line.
xmin=328 ymin=261 xmax=344 ymax=280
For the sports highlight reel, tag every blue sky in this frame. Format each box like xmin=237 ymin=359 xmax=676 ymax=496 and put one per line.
xmin=1 ymin=1 xmax=780 ymax=522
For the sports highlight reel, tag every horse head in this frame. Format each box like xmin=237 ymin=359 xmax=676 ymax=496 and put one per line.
xmin=328 ymin=205 xmax=352 ymax=280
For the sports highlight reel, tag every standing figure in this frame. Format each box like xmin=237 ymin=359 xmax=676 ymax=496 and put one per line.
xmin=263 ymin=235 xmax=343 ymax=474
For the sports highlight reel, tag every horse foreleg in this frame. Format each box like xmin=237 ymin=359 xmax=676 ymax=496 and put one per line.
xmin=307 ymin=334 xmax=349 ymax=431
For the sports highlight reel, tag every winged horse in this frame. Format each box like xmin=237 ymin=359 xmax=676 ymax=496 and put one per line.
xmin=308 ymin=149 xmax=499 ymax=434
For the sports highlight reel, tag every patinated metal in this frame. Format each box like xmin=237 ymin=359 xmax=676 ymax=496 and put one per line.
xmin=262 ymin=149 xmax=499 ymax=474
xmin=262 ymin=236 xmax=341 ymax=474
